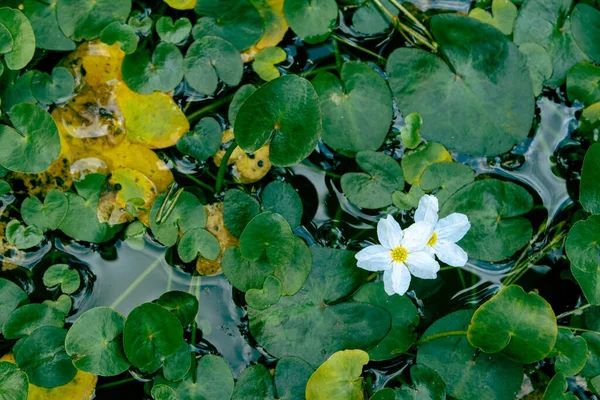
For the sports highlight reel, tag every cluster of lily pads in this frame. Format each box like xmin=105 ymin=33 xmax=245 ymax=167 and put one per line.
xmin=0 ymin=0 xmax=599 ymax=399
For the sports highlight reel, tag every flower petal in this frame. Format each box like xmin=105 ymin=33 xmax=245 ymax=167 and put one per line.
xmin=405 ymin=251 xmax=440 ymax=279
xmin=377 ymin=215 xmax=402 ymax=249
xmin=355 ymin=245 xmax=393 ymax=271
xmin=401 ymin=221 xmax=434 ymax=252
xmin=383 ymin=263 xmax=411 ymax=296
xmin=436 ymin=213 xmax=470 ymax=243
xmin=414 ymin=194 xmax=439 ymax=226
xmin=433 ymin=240 xmax=468 ymax=267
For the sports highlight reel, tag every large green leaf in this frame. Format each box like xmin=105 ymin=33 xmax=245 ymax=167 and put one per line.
xmin=232 ymin=364 xmax=275 ymax=400
xmin=306 ymin=350 xmax=368 ymax=400
xmin=0 ymin=8 xmax=35 ymax=70
xmin=312 ymin=62 xmax=392 ymax=154
xmin=565 ymin=215 xmax=600 ymax=305
xmin=3 ymin=303 xmax=64 ymax=339
xmin=549 ymin=328 xmax=588 ymax=376
xmin=249 ymin=247 xmax=390 ymax=367
xmin=239 ymin=212 xmax=294 ymax=267
xmin=284 ymin=0 xmax=337 ymax=44
xmin=0 ymin=278 xmax=28 ymax=328
xmin=387 ymin=14 xmax=534 ymax=156
xmin=567 ymin=62 xmax=600 ymax=106
xmin=0 ymin=362 xmax=28 ymax=400
xmin=56 ymin=0 xmax=131 ymax=41
xmin=441 ymin=179 xmax=534 ymax=262
xmin=571 ymin=3 xmax=600 ymax=63
xmin=417 ymin=310 xmax=523 ymax=400
xmin=395 ymin=364 xmax=446 ymax=400
xmin=274 ymin=357 xmax=314 ymax=400
xmin=234 ymin=75 xmax=322 ymax=167
xmin=22 ymin=0 xmax=75 ymax=51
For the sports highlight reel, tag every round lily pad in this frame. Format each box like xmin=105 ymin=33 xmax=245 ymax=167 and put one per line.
xmin=352 ymin=0 xmax=395 ymax=35
xmin=156 ymin=291 xmax=199 ymax=327
xmin=65 ymin=307 xmax=130 ymax=376
xmin=567 ymin=62 xmax=600 ymax=106
xmin=261 ymin=181 xmax=303 ymax=229
xmin=156 ymin=17 xmax=192 ymax=44
xmin=395 ymin=364 xmax=446 ymax=400
xmin=239 ymin=212 xmax=295 ymax=267
xmin=184 ymin=36 xmax=243 ymax=95
xmin=274 ymin=357 xmax=314 ymax=400
xmin=0 ymin=278 xmax=28 ymax=328
xmin=571 ymin=3 xmax=600 ymax=63
xmin=467 ymin=285 xmax=558 ymax=364
xmin=273 ymin=237 xmax=312 ymax=296
xmin=100 ymin=22 xmax=138 ymax=54
xmin=549 ymin=328 xmax=588 ymax=376
xmin=245 ymin=275 xmax=283 ymax=310
xmin=177 ymin=117 xmax=222 ymax=161
xmin=253 ymin=46 xmax=286 ymax=81
xmin=162 ymin=341 xmax=191 ymax=382
xmin=21 ymin=189 xmax=68 ymax=232
xmin=193 ymin=0 xmax=264 ymax=51
xmin=0 ymin=7 xmax=35 ymax=70
xmin=43 ymin=264 xmax=80 ymax=294
xmin=222 ymin=246 xmax=274 ymax=292
xmin=0 ymin=362 xmax=28 ymax=400
xmin=122 ymin=43 xmax=184 ymax=94
xmin=0 ymin=103 xmax=60 ymax=173
xmin=56 ymin=0 xmax=132 ymax=41
xmin=312 ymin=62 xmax=393 ymax=154
xmin=5 ymin=220 xmax=43 ymax=250
xmin=417 ymin=310 xmax=523 ymax=400
xmin=284 ymin=0 xmax=337 ymax=44
xmin=223 ymin=189 xmax=261 ymax=237
xmin=565 ymin=215 xmax=600 ymax=305
xmin=232 ymin=364 xmax=275 ymax=400
xmin=123 ymin=303 xmax=184 ymax=373
xmin=234 ymin=75 xmax=322 ymax=167
xmin=420 ymin=162 xmax=475 ymax=206
xmin=341 ymin=151 xmax=404 ymax=209
xmin=441 ymin=179 xmax=534 ymax=262
xmin=2 ymin=303 xmax=64 ymax=339
xmin=177 ymin=228 xmax=221 ymax=263
xmin=387 ymin=14 xmax=534 ymax=156
xmin=305 ymin=350 xmax=369 ymax=400
xmin=22 ymin=0 xmax=75 ymax=51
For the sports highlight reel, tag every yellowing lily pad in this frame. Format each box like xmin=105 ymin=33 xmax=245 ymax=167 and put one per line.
xmin=214 ymin=129 xmax=271 ymax=184
xmin=164 ymin=0 xmax=197 ymax=10
xmin=0 ymin=353 xmax=97 ymax=400
xmin=196 ymin=202 xmax=239 ymax=276
xmin=243 ymin=0 xmax=289 ymax=61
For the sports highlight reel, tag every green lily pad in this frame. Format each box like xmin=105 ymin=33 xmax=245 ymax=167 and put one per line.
xmin=223 ymin=189 xmax=261 ymax=237
xmin=420 ymin=162 xmax=475 ymax=206
xmin=149 ymin=192 xmax=207 ymax=247
xmin=64 ymin=307 xmax=130 ymax=376
xmin=567 ymin=62 xmax=600 ymax=106
xmin=417 ymin=310 xmax=523 ymax=400
xmin=284 ymin=0 xmax=337 ymax=44
xmin=3 ymin=303 xmax=64 ymax=339
xmin=370 ymin=389 xmax=397 ymax=400
xmin=156 ymin=17 xmax=192 ymax=44
xmin=156 ymin=291 xmax=199 ymax=327
xmin=228 ymin=84 xmax=257 ymax=126
xmin=274 ymin=357 xmax=314 ymax=400
xmin=513 ymin=0 xmax=589 ymax=87
xmin=123 ymin=303 xmax=184 ymax=373
xmin=273 ymin=237 xmax=312 ymax=296
xmin=549 ymin=328 xmax=588 ymax=376
xmin=582 ymin=332 xmax=600 ymax=377
xmin=151 ymin=384 xmax=178 ymax=400
xmin=122 ymin=43 xmax=184 ymax=94
xmin=0 ymin=103 xmax=60 ymax=173
xmin=240 ymin=212 xmax=295 ymax=267
xmin=177 ymin=228 xmax=220 ymax=263
xmin=392 ymin=185 xmax=425 ymax=211
xmin=0 ymin=23 xmax=11 ymax=54
xmin=222 ymin=246 xmax=274 ymax=292
xmin=163 ymin=341 xmax=191 ymax=382
xmin=0 ymin=70 xmax=37 ymax=112
xmin=14 ymin=326 xmax=76 ymax=388
xmin=0 ymin=8 xmax=35 ymax=70
xmin=353 ymin=281 xmax=419 ymax=361
xmin=580 ymin=103 xmax=600 ymax=134
xmin=128 ymin=11 xmax=153 ymax=36
xmin=542 ymin=372 xmax=577 ymax=400
xmin=22 ymin=0 xmax=75 ymax=51
xmin=6 ymin=220 xmax=43 ymax=250
xmin=184 ymin=36 xmax=243 ymax=95
xmin=441 ymin=179 xmax=534 ymax=262
xmin=155 ymin=355 xmax=235 ymax=400
xmin=565 ymin=215 xmax=600 ymax=305
xmin=467 ymin=285 xmax=558 ymax=364
xmin=193 ymin=0 xmax=264 ymax=51
xmin=341 ymin=150 xmax=404 ymax=209
xmin=580 ymin=143 xmax=600 ymax=215
xmin=0 ymin=362 xmax=28 ymax=400
xmin=234 ymin=75 xmax=322 ymax=167
xmin=571 ymin=3 xmax=600 ymax=63
xmin=401 ymin=142 xmax=452 ymax=185
xmin=261 ymin=181 xmax=303 ymax=229
xmin=519 ymin=42 xmax=553 ymax=97
xmin=352 ymin=0 xmax=395 ymax=35
xmin=0 ymin=278 xmax=28 ymax=328
xmin=400 ymin=113 xmax=422 ymax=150
xmin=56 ymin=0 xmax=131 ymax=41
xmin=21 ymin=189 xmax=68 ymax=232
xmin=246 ymin=275 xmax=283 ymax=310
xmin=100 ymin=22 xmax=138 ymax=55
xmin=396 ymin=364 xmax=446 ymax=400
xmin=43 ymin=264 xmax=80 ymax=294
xmin=305 ymin=350 xmax=369 ymax=400
xmin=387 ymin=14 xmax=534 ymax=156
xmin=249 ymin=247 xmax=390 ymax=367
xmin=43 ymin=294 xmax=72 ymax=315
xmin=312 ymin=61 xmax=393 ymax=154
xmin=254 ymin=47 xmax=286 ymax=81
xmin=0 ymin=179 xmax=11 ymax=194
xmin=469 ymin=0 xmax=517 ymax=35
xmin=232 ymin=364 xmax=275 ymax=400
xmin=177 ymin=118 xmax=222 ymax=162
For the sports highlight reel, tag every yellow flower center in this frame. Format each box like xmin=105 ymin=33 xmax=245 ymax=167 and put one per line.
xmin=391 ymin=246 xmax=408 ymax=263
xmin=427 ymin=232 xmax=438 ymax=247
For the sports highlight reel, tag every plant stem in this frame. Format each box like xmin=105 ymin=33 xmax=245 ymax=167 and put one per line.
xmin=301 ymin=65 xmax=338 ymax=78
xmin=97 ymin=377 xmax=137 ymax=390
xmin=372 ymin=0 xmax=437 ymax=51
xmin=215 ymin=141 xmax=238 ymax=193
xmin=556 ymin=304 xmax=593 ymax=320
xmin=416 ymin=330 xmax=468 ymax=345
xmin=558 ymin=325 xmax=600 ymax=333
xmin=331 ymin=34 xmax=387 ymax=62
xmin=187 ymin=93 xmax=235 ymax=124
xmin=387 ymin=0 xmax=432 ymax=40
xmin=110 ymin=255 xmax=164 ymax=309
xmin=184 ymin=173 xmax=216 ymax=193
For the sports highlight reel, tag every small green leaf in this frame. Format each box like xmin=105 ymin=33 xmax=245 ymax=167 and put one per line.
xmin=400 ymin=113 xmax=423 ymax=150
xmin=122 ymin=43 xmax=184 ymax=94
xmin=341 ymin=151 xmax=404 ymax=209
xmin=65 ymin=307 xmax=130 ymax=376
xmin=284 ymin=0 xmax=337 ymax=44
xmin=0 ymin=8 xmax=35 ymax=70
xmin=6 ymin=220 xmax=43 ymax=250
xmin=222 ymin=246 xmax=275 ymax=292
xmin=580 ymin=143 xmax=600 ymax=215
xmin=177 ymin=117 xmax=222 ymax=162
xmin=567 ymin=62 xmax=600 ymax=106
xmin=0 ymin=70 xmax=37 ymax=112
xmin=151 ymin=384 xmax=178 ymax=400
xmin=253 ymin=46 xmax=286 ymax=81
xmin=519 ymin=42 xmax=553 ymax=97
xmin=3 ymin=303 xmax=64 ymax=339
xmin=273 ymin=237 xmax=312 ymax=296
xmin=56 ymin=0 xmax=132 ymax=41
xmin=542 ymin=372 xmax=577 ymax=400
xmin=100 ymin=22 xmax=138 ymax=54
xmin=0 ymin=179 xmax=11 ymax=195
xmin=396 ymin=364 xmax=446 ymax=400
xmin=0 ymin=362 xmax=28 ymax=400
xmin=239 ymin=212 xmax=295 ymax=267
xmin=352 ymin=0 xmax=395 ymax=35
xmin=232 ymin=364 xmax=275 ymax=400
xmin=128 ymin=11 xmax=153 ymax=36
xmin=156 ymin=17 xmax=192 ymax=44
xmin=21 ymin=0 xmax=75 ymax=51
xmin=156 ymin=291 xmax=199 ymax=327
xmin=582 ymin=332 xmax=600 ymax=377
xmin=0 ymin=278 xmax=28 ymax=328
xmin=469 ymin=0 xmax=517 ymax=35
xmin=149 ymin=192 xmax=207 ymax=247
xmin=163 ymin=341 xmax=191 ymax=382
xmin=177 ymin=228 xmax=220 ymax=263
xmin=43 ymin=264 xmax=80 ymax=294
xmin=228 ymin=84 xmax=257 ymax=126
xmin=550 ymin=328 xmax=589 ymax=376
xmin=274 ymin=357 xmax=314 ymax=400
xmin=21 ymin=189 xmax=68 ymax=232
xmin=420 ymin=162 xmax=475 ymax=205
xmin=392 ymin=185 xmax=425 ymax=211
xmin=261 ymin=181 xmax=303 ymax=229
xmin=246 ymin=275 xmax=283 ymax=310
xmin=0 ymin=23 xmax=11 ymax=54
xmin=31 ymin=66 xmax=74 ymax=105
xmin=306 ymin=350 xmax=369 ymax=400
xmin=401 ymin=142 xmax=452 ymax=185
xmin=43 ymin=294 xmax=72 ymax=315
xmin=223 ymin=189 xmax=261 ymax=237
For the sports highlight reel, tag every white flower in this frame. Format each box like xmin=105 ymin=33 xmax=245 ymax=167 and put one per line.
xmin=355 ymin=215 xmax=440 ymax=296
xmin=414 ymin=194 xmax=471 ymax=267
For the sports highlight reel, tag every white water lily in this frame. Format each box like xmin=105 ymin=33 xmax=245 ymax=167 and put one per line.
xmin=355 ymin=215 xmax=440 ymax=296
xmin=415 ymin=194 xmax=471 ymax=267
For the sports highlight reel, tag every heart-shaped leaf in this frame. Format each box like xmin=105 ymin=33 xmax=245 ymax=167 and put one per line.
xmin=43 ymin=294 xmax=72 ymax=315
xmin=156 ymin=17 xmax=192 ymax=44
xmin=542 ymin=372 xmax=577 ymax=400
xmin=400 ymin=113 xmax=423 ymax=150
xmin=549 ymin=328 xmax=589 ymax=376
xmin=284 ymin=0 xmax=337 ymax=44
xmin=43 ymin=264 xmax=80 ymax=294
xmin=177 ymin=117 xmax=222 ymax=162
xmin=100 ymin=22 xmax=138 ymax=54
xmin=21 ymin=189 xmax=68 ymax=232
xmin=149 ymin=192 xmax=207 ymax=247
xmin=22 ymin=0 xmax=75 ymax=51
xmin=0 ymin=8 xmax=35 ymax=70
xmin=419 ymin=162 xmax=475 ymax=205
xmin=245 ymin=275 xmax=283 ymax=310
xmin=31 ymin=67 xmax=74 ymax=105
xmin=3 ymin=303 xmax=64 ymax=339
xmin=401 ymin=142 xmax=452 ymax=185
xmin=253 ymin=46 xmax=286 ymax=81
xmin=306 ymin=350 xmax=369 ymax=400
xmin=56 ymin=0 xmax=132 ymax=41
xmin=239 ymin=212 xmax=295 ymax=266
xmin=469 ymin=0 xmax=517 ymax=35
xmin=6 ymin=220 xmax=43 ymax=250
xmin=122 ymin=43 xmax=184 ymax=94
xmin=223 ymin=189 xmax=261 ymax=237
xmin=177 ymin=227 xmax=221 ymax=263
xmin=156 ymin=291 xmax=199 ymax=327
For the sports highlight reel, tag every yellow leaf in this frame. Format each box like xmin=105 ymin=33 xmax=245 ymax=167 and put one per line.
xmin=164 ymin=0 xmax=197 ymax=10
xmin=243 ymin=0 xmax=288 ymax=61
xmin=214 ymin=129 xmax=272 ymax=184
xmin=196 ymin=202 xmax=239 ymax=276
